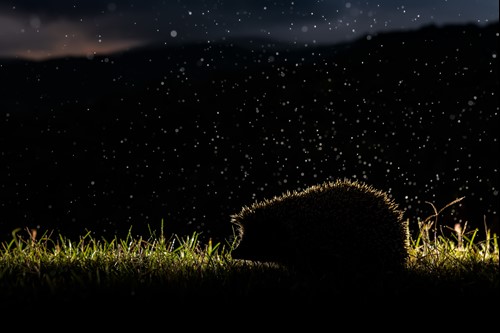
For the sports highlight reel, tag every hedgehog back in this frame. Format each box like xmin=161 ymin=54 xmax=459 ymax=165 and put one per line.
xmin=231 ymin=179 xmax=410 ymax=276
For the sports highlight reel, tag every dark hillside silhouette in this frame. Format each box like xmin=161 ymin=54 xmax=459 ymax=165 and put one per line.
xmin=1 ymin=22 xmax=498 ymax=243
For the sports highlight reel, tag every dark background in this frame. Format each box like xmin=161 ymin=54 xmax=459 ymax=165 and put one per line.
xmin=1 ymin=22 xmax=498 ymax=243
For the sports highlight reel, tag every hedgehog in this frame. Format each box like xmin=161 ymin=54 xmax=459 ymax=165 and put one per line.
xmin=229 ymin=178 xmax=410 ymax=277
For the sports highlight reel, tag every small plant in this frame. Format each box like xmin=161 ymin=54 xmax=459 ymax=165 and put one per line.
xmin=407 ymin=197 xmax=499 ymax=290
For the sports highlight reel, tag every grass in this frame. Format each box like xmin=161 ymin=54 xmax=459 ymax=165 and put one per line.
xmin=0 ymin=199 xmax=498 ymax=319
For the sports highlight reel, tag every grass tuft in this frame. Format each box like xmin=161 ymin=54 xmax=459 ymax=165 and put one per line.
xmin=0 ymin=199 xmax=498 ymax=314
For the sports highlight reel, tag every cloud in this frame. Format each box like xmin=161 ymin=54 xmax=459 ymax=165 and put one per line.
xmin=0 ymin=0 xmax=498 ymax=60
xmin=0 ymin=13 xmax=144 ymax=60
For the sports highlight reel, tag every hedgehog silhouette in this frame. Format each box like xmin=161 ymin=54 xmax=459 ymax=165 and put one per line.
xmin=230 ymin=178 xmax=410 ymax=276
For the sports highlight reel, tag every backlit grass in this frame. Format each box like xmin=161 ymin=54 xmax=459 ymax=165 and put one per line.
xmin=0 ymin=198 xmax=498 ymax=313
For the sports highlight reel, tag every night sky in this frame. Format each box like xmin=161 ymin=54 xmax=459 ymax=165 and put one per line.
xmin=0 ymin=0 xmax=498 ymax=60
xmin=0 ymin=1 xmax=498 ymax=242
